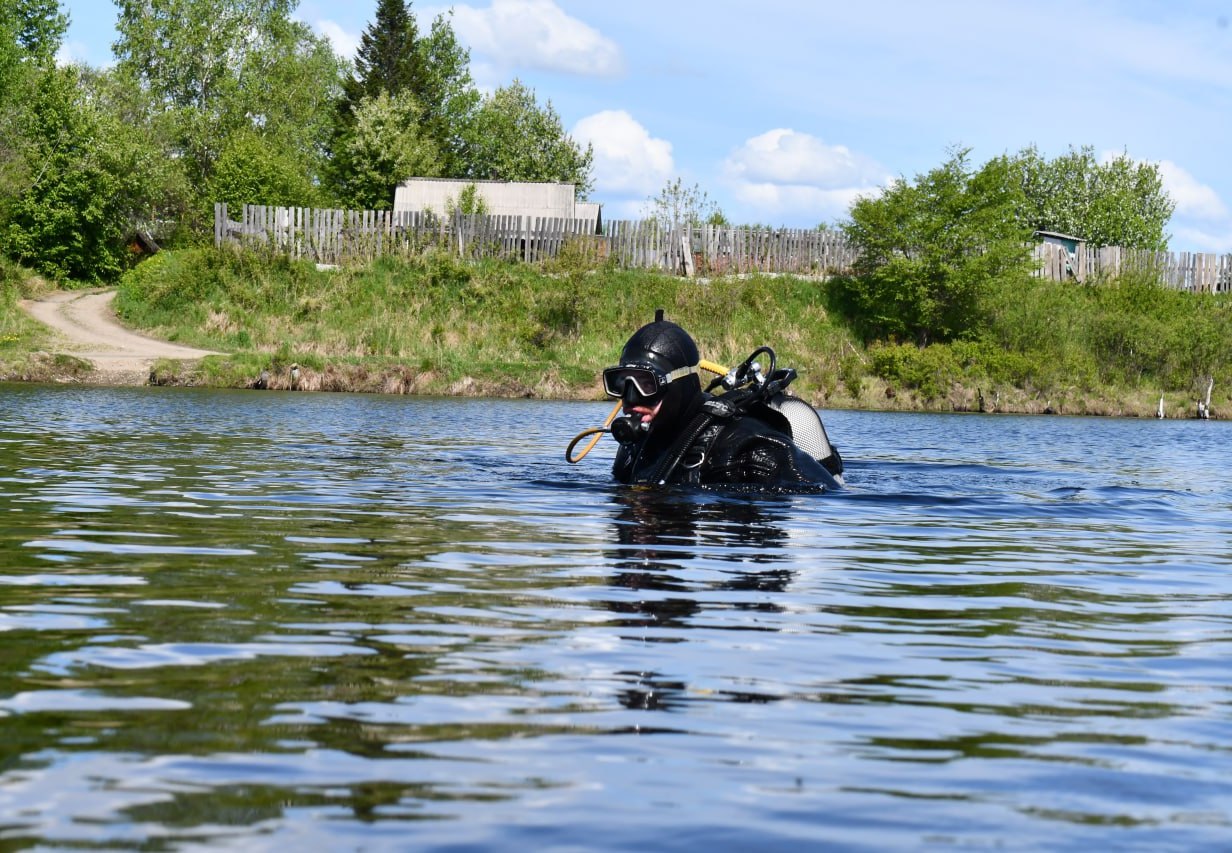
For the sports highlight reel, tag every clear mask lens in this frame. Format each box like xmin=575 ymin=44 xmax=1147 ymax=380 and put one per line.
xmin=602 ymin=366 xmax=662 ymax=399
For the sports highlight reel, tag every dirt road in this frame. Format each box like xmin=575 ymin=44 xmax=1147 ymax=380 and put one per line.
xmin=17 ymin=290 xmax=222 ymax=385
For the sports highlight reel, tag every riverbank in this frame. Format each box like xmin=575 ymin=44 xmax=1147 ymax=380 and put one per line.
xmin=3 ymin=247 xmax=1227 ymax=419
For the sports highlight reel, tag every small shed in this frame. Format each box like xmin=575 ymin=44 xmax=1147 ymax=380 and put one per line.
xmin=394 ymin=178 xmax=601 ymax=232
xmin=1034 ymin=230 xmax=1086 ymax=280
xmin=126 ymin=230 xmax=160 ymax=257
xmin=1034 ymin=230 xmax=1085 ymax=254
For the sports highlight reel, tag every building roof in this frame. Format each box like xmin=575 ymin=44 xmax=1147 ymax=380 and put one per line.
xmin=1033 ymin=230 xmax=1085 ymax=242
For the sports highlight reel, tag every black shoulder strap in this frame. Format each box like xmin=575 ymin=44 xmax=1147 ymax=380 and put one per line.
xmin=645 ymin=397 xmax=740 ymax=485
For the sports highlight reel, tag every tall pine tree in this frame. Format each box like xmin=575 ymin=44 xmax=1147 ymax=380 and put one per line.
xmin=342 ymin=0 xmax=421 ymax=112
xmin=326 ymin=0 xmax=477 ymax=204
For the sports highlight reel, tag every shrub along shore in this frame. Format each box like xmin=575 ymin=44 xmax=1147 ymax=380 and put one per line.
xmin=3 ymin=247 xmax=1229 ymax=418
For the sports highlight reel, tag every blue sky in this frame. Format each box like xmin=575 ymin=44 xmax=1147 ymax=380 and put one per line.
xmin=59 ymin=1 xmax=1232 ymax=251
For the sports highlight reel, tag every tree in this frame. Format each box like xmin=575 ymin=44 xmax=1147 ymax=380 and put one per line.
xmin=329 ymin=1 xmax=477 ymax=192
xmin=414 ymin=13 xmax=479 ymax=174
xmin=1 ymin=0 xmax=69 ymax=204
xmin=347 ymin=0 xmax=421 ymax=103
xmin=461 ymin=80 xmax=593 ymax=194
xmin=0 ymin=5 xmax=146 ymax=280
xmin=114 ymin=0 xmax=344 ymax=195
xmin=643 ymin=178 xmax=724 ymax=231
xmin=840 ymin=147 xmax=1034 ymax=345
xmin=206 ymin=127 xmax=324 ymax=214
xmin=2 ymin=66 xmax=136 ymax=280
xmin=0 ymin=14 xmax=31 ymax=207
xmin=337 ymin=91 xmax=441 ymax=210
xmin=4 ymin=0 xmax=67 ymax=66
xmin=1009 ymin=145 xmax=1174 ymax=250
xmin=449 ymin=182 xmax=487 ymax=216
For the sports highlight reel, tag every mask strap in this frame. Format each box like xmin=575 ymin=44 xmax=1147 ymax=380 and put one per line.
xmin=663 ymin=364 xmax=699 ymax=385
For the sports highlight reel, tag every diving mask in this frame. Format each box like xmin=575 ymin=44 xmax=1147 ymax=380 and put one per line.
xmin=602 ymin=363 xmax=699 ymax=400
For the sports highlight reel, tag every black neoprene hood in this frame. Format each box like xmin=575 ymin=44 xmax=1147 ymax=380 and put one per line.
xmin=615 ymin=311 xmax=703 ymax=432
xmin=618 ymin=317 xmax=700 ymax=374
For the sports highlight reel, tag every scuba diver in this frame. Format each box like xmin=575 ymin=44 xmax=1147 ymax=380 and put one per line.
xmin=569 ymin=310 xmax=844 ymax=490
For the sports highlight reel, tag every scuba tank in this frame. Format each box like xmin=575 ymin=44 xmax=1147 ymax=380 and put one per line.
xmin=689 ymin=345 xmax=843 ymax=485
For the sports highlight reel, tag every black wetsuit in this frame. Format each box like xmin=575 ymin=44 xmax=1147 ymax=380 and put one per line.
xmin=612 ymin=393 xmax=841 ymax=490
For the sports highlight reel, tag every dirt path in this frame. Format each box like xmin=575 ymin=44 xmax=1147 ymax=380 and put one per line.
xmin=17 ymin=289 xmax=223 ymax=385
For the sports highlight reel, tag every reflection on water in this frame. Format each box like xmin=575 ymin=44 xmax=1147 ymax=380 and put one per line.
xmin=0 ymin=384 xmax=1230 ymax=849
xmin=607 ymin=490 xmax=794 ymax=628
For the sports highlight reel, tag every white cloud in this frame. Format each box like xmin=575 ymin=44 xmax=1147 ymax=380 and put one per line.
xmin=722 ymin=129 xmax=890 ymax=220
xmin=55 ymin=40 xmax=104 ymax=68
xmin=571 ymin=110 xmax=673 ymax=196
xmin=726 ymin=129 xmax=889 ymax=187
xmin=451 ymin=0 xmax=623 ymax=77
xmin=313 ymin=19 xmax=359 ymax=60
xmin=1156 ymin=160 xmax=1229 ymax=221
xmin=1169 ymin=222 xmax=1232 ymax=254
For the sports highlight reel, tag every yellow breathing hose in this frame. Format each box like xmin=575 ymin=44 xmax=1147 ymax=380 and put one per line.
xmin=566 ymin=359 xmax=729 ymax=463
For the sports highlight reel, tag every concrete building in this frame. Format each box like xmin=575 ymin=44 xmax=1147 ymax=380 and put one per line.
xmin=393 ymin=178 xmax=601 ymax=230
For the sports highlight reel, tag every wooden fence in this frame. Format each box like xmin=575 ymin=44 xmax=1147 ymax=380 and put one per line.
xmin=213 ymin=203 xmax=857 ymax=277
xmin=215 ymin=203 xmax=1231 ymax=291
xmin=1034 ymin=242 xmax=1232 ymax=292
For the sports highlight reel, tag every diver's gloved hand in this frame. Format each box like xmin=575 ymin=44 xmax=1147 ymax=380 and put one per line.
xmin=610 ymin=414 xmax=649 ymax=445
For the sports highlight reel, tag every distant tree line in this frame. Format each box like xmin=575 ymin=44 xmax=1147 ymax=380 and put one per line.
xmin=0 ymin=0 xmax=593 ymax=280
xmin=837 ymin=145 xmax=1176 ymax=346
xmin=0 ymin=0 xmax=1178 ymax=309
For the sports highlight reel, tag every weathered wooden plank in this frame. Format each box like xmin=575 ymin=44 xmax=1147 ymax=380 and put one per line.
xmin=217 ymin=203 xmax=1231 ymax=288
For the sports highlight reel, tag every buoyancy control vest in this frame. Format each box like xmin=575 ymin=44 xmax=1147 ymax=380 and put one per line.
xmin=612 ymin=347 xmax=843 ymax=490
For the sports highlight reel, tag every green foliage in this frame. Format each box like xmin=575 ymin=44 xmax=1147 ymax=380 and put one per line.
xmin=835 ymin=353 xmax=862 ymax=398
xmin=108 ymin=248 xmax=856 ymax=395
xmin=0 ymin=0 xmax=347 ymax=274
xmin=71 ymin=67 xmax=204 ymax=252
xmin=1009 ymin=145 xmax=1174 ymax=250
xmin=1082 ymin=270 xmax=1229 ymax=388
xmin=3 ymin=0 xmax=67 ymax=65
xmin=1 ymin=255 xmax=30 ymax=326
xmin=870 ymin=339 xmax=1039 ymax=399
xmin=980 ymin=268 xmax=1232 ymax=395
xmin=0 ymin=1 xmax=69 ymax=246
xmin=1 ymin=65 xmax=136 ymax=281
xmin=330 ymin=1 xmax=478 ymax=189
xmin=115 ymin=246 xmax=324 ymax=349
xmin=0 ymin=44 xmax=31 ymax=212
xmin=461 ymin=80 xmax=594 ymax=194
xmin=644 ymin=178 xmax=724 ymax=231
xmin=336 ymin=90 xmax=441 ymax=209
xmin=114 ymin=0 xmax=343 ymax=195
xmin=448 ymin=182 xmax=488 ymax=216
xmin=839 ymin=147 xmax=1035 ymax=345
xmin=95 ymin=241 xmax=1232 ymax=412
xmin=349 ymin=0 xmax=421 ymax=100
xmin=205 ymin=128 xmax=323 ymax=214
xmin=415 ymin=13 xmax=480 ymax=174
xmin=0 ymin=256 xmax=49 ymax=356
xmin=0 ymin=12 xmax=18 ymax=94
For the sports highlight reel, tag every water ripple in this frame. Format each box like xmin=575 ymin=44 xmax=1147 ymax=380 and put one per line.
xmin=0 ymin=390 xmax=1229 ymax=849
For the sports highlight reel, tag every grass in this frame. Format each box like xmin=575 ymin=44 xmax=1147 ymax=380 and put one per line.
xmin=112 ymin=245 xmax=860 ymax=401
xmin=0 ymin=255 xmax=66 ymax=380
xmin=13 ymin=242 xmax=1232 ymax=417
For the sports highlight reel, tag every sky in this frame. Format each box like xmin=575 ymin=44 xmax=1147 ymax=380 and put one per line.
xmin=57 ymin=0 xmax=1232 ymax=251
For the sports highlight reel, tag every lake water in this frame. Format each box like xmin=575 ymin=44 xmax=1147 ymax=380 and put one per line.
xmin=1 ymin=384 xmax=1229 ymax=850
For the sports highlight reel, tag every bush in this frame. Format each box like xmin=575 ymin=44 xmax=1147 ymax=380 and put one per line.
xmin=869 ymin=339 xmax=1044 ymax=400
xmin=840 ymin=148 xmax=1034 ymax=345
